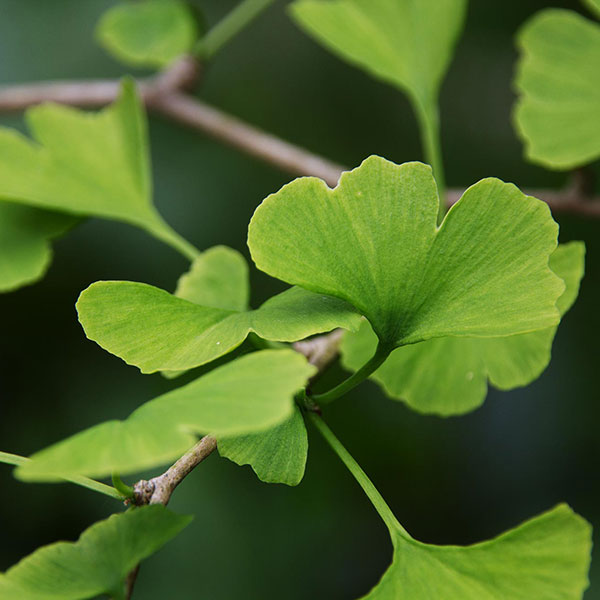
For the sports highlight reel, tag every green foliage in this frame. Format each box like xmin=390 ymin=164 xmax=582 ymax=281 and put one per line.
xmin=0 ymin=80 xmax=197 ymax=259
xmin=175 ymin=245 xmax=249 ymax=311
xmin=97 ymin=0 xmax=199 ymax=68
xmin=76 ymin=269 xmax=360 ymax=375
xmin=17 ymin=350 xmax=315 ymax=480
xmin=290 ymin=0 xmax=466 ymax=112
xmin=0 ymin=203 xmax=76 ymax=292
xmin=363 ymin=504 xmax=591 ymax=599
xmin=311 ymin=414 xmax=591 ymax=600
xmin=218 ymin=407 xmax=308 ymax=486
xmin=249 ymin=156 xmax=563 ymax=351
xmin=340 ymin=242 xmax=585 ymax=415
xmin=0 ymin=506 xmax=191 ymax=600
xmin=290 ymin=0 xmax=466 ymax=196
xmin=514 ymin=7 xmax=600 ymax=169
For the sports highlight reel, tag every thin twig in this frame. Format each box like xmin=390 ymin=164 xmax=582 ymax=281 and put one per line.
xmin=0 ymin=69 xmax=599 ymax=215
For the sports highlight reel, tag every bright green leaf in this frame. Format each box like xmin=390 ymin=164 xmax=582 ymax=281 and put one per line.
xmin=175 ymin=245 xmax=249 ymax=311
xmin=0 ymin=505 xmax=191 ymax=600
xmin=0 ymin=202 xmax=77 ymax=292
xmin=97 ymin=0 xmax=198 ymax=69
xmin=218 ymin=406 xmax=308 ymax=486
xmin=290 ymin=0 xmax=466 ymax=111
xmin=76 ymin=279 xmax=360 ymax=374
xmin=514 ymin=9 xmax=600 ymax=169
xmin=0 ymin=80 xmax=196 ymax=259
xmin=248 ymin=156 xmax=563 ymax=352
xmin=17 ymin=350 xmax=315 ymax=480
xmin=340 ymin=242 xmax=585 ymax=415
xmin=364 ymin=504 xmax=591 ymax=599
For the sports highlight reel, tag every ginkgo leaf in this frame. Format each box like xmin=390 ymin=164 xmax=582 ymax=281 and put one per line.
xmin=0 ymin=202 xmax=77 ymax=292
xmin=97 ymin=0 xmax=198 ymax=69
xmin=248 ymin=156 xmax=563 ymax=353
xmin=175 ymin=245 xmax=249 ymax=311
xmin=218 ymin=406 xmax=308 ymax=486
xmin=311 ymin=414 xmax=592 ymax=600
xmin=290 ymin=0 xmax=466 ymax=112
xmin=514 ymin=8 xmax=600 ymax=169
xmin=340 ymin=242 xmax=585 ymax=415
xmin=0 ymin=506 xmax=191 ymax=600
xmin=0 ymin=80 xmax=196 ymax=258
xmin=362 ymin=504 xmax=591 ymax=599
xmin=77 ymin=279 xmax=360 ymax=374
xmin=17 ymin=350 xmax=315 ymax=480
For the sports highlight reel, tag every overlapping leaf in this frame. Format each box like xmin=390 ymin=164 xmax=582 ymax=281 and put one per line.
xmin=514 ymin=6 xmax=600 ymax=168
xmin=175 ymin=245 xmax=249 ymax=311
xmin=340 ymin=242 xmax=585 ymax=415
xmin=17 ymin=350 xmax=315 ymax=480
xmin=0 ymin=80 xmax=193 ymax=256
xmin=0 ymin=202 xmax=77 ymax=292
xmin=0 ymin=506 xmax=191 ymax=600
xmin=218 ymin=407 xmax=308 ymax=486
xmin=290 ymin=0 xmax=466 ymax=111
xmin=363 ymin=504 xmax=591 ymax=599
xmin=97 ymin=0 xmax=199 ymax=69
xmin=248 ymin=156 xmax=564 ymax=352
xmin=76 ymin=257 xmax=361 ymax=375
xmin=170 ymin=246 xmax=311 ymax=485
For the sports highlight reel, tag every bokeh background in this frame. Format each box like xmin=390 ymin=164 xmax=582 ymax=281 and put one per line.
xmin=1 ymin=0 xmax=598 ymax=598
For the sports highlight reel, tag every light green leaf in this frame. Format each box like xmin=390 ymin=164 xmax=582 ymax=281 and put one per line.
xmin=311 ymin=414 xmax=591 ymax=600
xmin=364 ymin=504 xmax=591 ymax=599
xmin=0 ymin=202 xmax=77 ymax=292
xmin=175 ymin=245 xmax=249 ymax=311
xmin=248 ymin=156 xmax=563 ymax=352
xmin=17 ymin=350 xmax=315 ymax=480
xmin=0 ymin=506 xmax=191 ymax=600
xmin=218 ymin=406 xmax=308 ymax=486
xmin=97 ymin=0 xmax=199 ymax=69
xmin=289 ymin=0 xmax=466 ymax=111
xmin=0 ymin=80 xmax=196 ymax=259
xmin=77 ymin=279 xmax=360 ymax=374
xmin=514 ymin=9 xmax=600 ymax=169
xmin=340 ymin=242 xmax=585 ymax=415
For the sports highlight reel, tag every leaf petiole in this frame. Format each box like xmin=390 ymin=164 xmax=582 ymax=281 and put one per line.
xmin=112 ymin=472 xmax=136 ymax=500
xmin=0 ymin=451 xmax=123 ymax=500
xmin=310 ymin=341 xmax=392 ymax=404
xmin=196 ymin=0 xmax=276 ymax=59
xmin=307 ymin=413 xmax=405 ymax=535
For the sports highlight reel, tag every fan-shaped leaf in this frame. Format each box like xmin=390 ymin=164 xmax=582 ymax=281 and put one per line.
xmin=97 ymin=0 xmax=198 ymax=68
xmin=248 ymin=156 xmax=563 ymax=352
xmin=17 ymin=350 xmax=315 ymax=480
xmin=363 ymin=504 xmax=591 ymax=599
xmin=175 ymin=245 xmax=249 ymax=311
xmin=0 ymin=80 xmax=195 ymax=257
xmin=514 ymin=8 xmax=600 ymax=168
xmin=340 ymin=242 xmax=585 ymax=415
xmin=0 ymin=202 xmax=77 ymax=292
xmin=218 ymin=406 xmax=308 ymax=486
xmin=0 ymin=506 xmax=191 ymax=600
xmin=290 ymin=0 xmax=466 ymax=111
xmin=77 ymin=279 xmax=360 ymax=374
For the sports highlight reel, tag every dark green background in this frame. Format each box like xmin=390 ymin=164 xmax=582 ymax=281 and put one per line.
xmin=1 ymin=1 xmax=598 ymax=598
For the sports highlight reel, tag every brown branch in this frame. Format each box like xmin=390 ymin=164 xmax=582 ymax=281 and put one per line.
xmin=132 ymin=435 xmax=218 ymax=507
xmin=1 ymin=66 xmax=599 ymax=215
